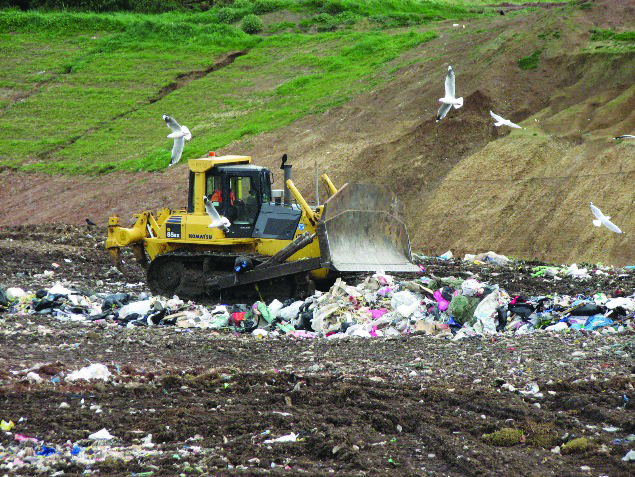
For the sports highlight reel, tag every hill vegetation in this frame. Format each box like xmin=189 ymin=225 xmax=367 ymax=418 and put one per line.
xmin=0 ymin=0 xmax=477 ymax=173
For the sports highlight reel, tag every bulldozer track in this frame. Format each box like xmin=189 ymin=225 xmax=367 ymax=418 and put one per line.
xmin=147 ymin=249 xmax=314 ymax=304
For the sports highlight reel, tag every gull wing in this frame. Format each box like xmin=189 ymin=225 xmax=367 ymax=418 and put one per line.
xmin=163 ymin=114 xmax=182 ymax=134
xmin=169 ymin=136 xmax=185 ymax=166
xmin=490 ymin=110 xmax=505 ymax=123
xmin=602 ymin=218 xmax=623 ymax=234
xmin=614 ymin=135 xmax=635 ymax=139
xmin=445 ymin=66 xmax=455 ymax=99
xmin=589 ymin=202 xmax=605 ymax=221
xmin=436 ymin=102 xmax=452 ymax=122
xmin=204 ymin=197 xmax=222 ymax=224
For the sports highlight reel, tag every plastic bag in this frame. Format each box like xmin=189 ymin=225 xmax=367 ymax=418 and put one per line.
xmin=88 ymin=428 xmax=115 ymax=440
xmin=448 ymin=295 xmax=479 ymax=325
xmin=278 ymin=301 xmax=304 ymax=321
xmin=66 ymin=363 xmax=111 ymax=382
xmin=6 ymin=287 xmax=26 ymax=301
xmin=268 ymin=299 xmax=284 ymax=317
xmin=473 ymin=289 xmax=505 ymax=333
xmin=118 ymin=299 xmax=153 ymax=318
xmin=585 ymin=315 xmax=614 ymax=331
xmin=390 ymin=290 xmax=421 ymax=318
xmin=461 ymin=279 xmax=482 ymax=297
xmin=476 ymin=251 xmax=511 ymax=266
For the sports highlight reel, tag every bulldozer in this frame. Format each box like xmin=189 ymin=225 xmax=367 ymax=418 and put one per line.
xmin=106 ymin=153 xmax=418 ymax=302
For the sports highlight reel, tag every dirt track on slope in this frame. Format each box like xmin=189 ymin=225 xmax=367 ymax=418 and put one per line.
xmin=1 ymin=224 xmax=635 ymax=476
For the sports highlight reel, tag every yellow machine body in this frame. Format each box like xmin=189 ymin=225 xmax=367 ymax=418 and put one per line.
xmin=106 ymin=153 xmax=416 ymax=299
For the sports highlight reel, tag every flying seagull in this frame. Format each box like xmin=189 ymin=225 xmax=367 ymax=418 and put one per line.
xmin=589 ymin=202 xmax=623 ymax=234
xmin=614 ymin=135 xmax=635 ymax=140
xmin=490 ymin=110 xmax=522 ymax=129
xmin=204 ymin=196 xmax=231 ymax=232
xmin=163 ymin=114 xmax=191 ymax=167
xmin=436 ymin=65 xmax=463 ymax=122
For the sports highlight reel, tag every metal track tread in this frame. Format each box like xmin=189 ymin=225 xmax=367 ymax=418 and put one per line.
xmin=208 ymin=257 xmax=322 ymax=290
xmin=146 ymin=250 xmax=318 ymax=303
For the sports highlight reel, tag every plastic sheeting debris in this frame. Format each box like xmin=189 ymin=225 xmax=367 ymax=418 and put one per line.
xmin=88 ymin=428 xmax=116 ymax=440
xmin=66 ymin=364 xmax=111 ymax=382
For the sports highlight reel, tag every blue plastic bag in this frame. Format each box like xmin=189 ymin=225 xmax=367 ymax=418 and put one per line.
xmin=36 ymin=446 xmax=56 ymax=456
xmin=584 ymin=315 xmax=613 ymax=331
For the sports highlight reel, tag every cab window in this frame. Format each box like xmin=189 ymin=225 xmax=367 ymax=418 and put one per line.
xmin=206 ymin=174 xmax=223 ymax=206
xmin=229 ymin=176 xmax=258 ymax=225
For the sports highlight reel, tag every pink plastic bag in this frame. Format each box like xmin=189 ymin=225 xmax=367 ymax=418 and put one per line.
xmin=433 ymin=290 xmax=449 ymax=311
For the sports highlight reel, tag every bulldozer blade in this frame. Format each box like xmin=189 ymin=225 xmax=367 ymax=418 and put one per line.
xmin=317 ymin=183 xmax=420 ymax=273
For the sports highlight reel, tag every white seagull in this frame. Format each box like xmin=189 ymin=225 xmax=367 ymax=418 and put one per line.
xmin=490 ymin=110 xmax=522 ymax=129
xmin=589 ymin=202 xmax=623 ymax=234
xmin=436 ymin=65 xmax=463 ymax=122
xmin=163 ymin=114 xmax=192 ymax=167
xmin=204 ymin=196 xmax=231 ymax=232
xmin=614 ymin=135 xmax=635 ymax=140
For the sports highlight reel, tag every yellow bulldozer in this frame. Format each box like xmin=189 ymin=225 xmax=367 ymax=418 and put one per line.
xmin=106 ymin=153 xmax=418 ymax=301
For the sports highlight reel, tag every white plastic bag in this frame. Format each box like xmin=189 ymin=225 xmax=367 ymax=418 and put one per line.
xmin=118 ymin=299 xmax=153 ymax=318
xmin=89 ymin=428 xmax=115 ymax=440
xmin=268 ymin=299 xmax=284 ymax=317
xmin=461 ymin=279 xmax=482 ymax=296
xmin=473 ymin=289 xmax=504 ymax=334
xmin=66 ymin=363 xmax=111 ymax=382
xmin=476 ymin=251 xmax=511 ymax=266
xmin=278 ymin=301 xmax=304 ymax=321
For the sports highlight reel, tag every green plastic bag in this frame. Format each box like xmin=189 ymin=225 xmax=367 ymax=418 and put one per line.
xmin=448 ymin=295 xmax=479 ymax=325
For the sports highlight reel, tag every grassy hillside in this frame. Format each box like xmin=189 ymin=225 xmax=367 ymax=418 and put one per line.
xmin=0 ymin=0 xmax=581 ymax=174
xmin=0 ymin=0 xmax=484 ymax=173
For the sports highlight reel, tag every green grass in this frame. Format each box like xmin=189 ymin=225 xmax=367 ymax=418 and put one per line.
xmin=590 ymin=28 xmax=635 ymax=43
xmin=0 ymin=8 xmax=442 ymax=174
xmin=518 ymin=49 xmax=541 ymax=70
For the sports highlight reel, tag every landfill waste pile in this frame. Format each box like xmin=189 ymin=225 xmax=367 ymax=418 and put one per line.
xmin=1 ymin=225 xmax=634 ymax=476
xmin=1 ymin=250 xmax=635 ymax=340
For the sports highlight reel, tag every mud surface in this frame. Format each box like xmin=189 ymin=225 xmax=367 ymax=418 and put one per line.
xmin=1 ymin=225 xmax=635 ymax=476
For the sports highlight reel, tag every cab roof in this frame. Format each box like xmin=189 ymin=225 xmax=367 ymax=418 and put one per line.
xmin=188 ymin=154 xmax=252 ymax=173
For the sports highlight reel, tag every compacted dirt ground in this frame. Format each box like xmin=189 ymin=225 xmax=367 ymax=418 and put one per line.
xmin=1 ymin=225 xmax=634 ymax=476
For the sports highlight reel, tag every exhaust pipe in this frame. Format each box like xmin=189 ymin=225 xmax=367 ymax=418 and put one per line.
xmin=280 ymin=153 xmax=292 ymax=205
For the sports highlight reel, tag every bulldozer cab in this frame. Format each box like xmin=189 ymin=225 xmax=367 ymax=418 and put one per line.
xmin=190 ymin=164 xmax=272 ymax=238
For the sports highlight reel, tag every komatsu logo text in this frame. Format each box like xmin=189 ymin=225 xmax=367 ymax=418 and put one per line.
xmin=189 ymin=233 xmax=215 ymax=239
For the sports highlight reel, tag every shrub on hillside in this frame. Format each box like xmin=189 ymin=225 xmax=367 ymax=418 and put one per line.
xmin=241 ymin=13 xmax=262 ymax=33
xmin=252 ymin=0 xmax=285 ymax=15
xmin=216 ymin=6 xmax=243 ymax=23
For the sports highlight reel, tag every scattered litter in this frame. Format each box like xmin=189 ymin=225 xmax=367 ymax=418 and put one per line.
xmin=88 ymin=428 xmax=116 ymax=440
xmin=1 ymin=420 xmax=15 ymax=431
xmin=66 ymin=363 xmax=111 ymax=382
xmin=263 ymin=433 xmax=298 ymax=444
